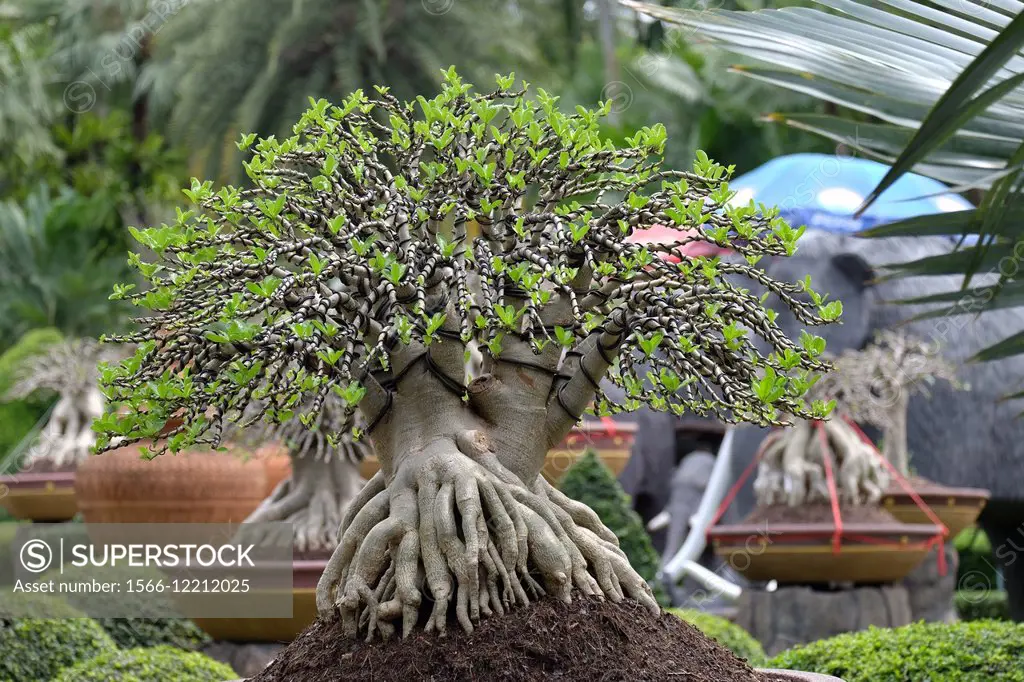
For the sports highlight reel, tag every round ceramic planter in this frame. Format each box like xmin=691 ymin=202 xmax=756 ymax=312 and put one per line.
xmin=191 ymin=558 xmax=324 ymax=642
xmin=358 ymin=420 xmax=638 ymax=483
xmin=0 ymin=471 xmax=78 ymax=521
xmin=709 ymin=520 xmax=942 ymax=584
xmin=756 ymin=670 xmax=845 ymax=681
xmin=75 ymin=442 xmax=268 ymax=525
xmin=882 ymin=484 xmax=989 ymax=539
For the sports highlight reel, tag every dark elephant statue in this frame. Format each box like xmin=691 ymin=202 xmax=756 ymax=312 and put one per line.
xmin=726 ymin=230 xmax=1024 ymax=620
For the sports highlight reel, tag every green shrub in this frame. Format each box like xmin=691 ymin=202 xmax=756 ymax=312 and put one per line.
xmin=769 ymin=620 xmax=1024 ymax=681
xmin=52 ymin=646 xmax=237 ymax=682
xmin=0 ymin=591 xmax=116 ymax=682
xmin=559 ymin=450 xmax=669 ymax=606
xmin=0 ymin=401 xmax=47 ymax=471
xmin=0 ymin=327 xmax=63 ymax=397
xmin=0 ymin=328 xmax=64 ymax=466
xmin=955 ymin=527 xmax=999 ymax=592
xmin=37 ymin=563 xmax=211 ymax=650
xmin=955 ymin=590 xmax=1010 ymax=622
xmin=667 ymin=608 xmax=766 ymax=665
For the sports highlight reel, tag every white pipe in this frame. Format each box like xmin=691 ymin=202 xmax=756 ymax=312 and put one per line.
xmin=660 ymin=427 xmax=738 ymax=583
xmin=647 ymin=510 xmax=671 ymax=532
xmin=678 ymin=558 xmax=742 ymax=601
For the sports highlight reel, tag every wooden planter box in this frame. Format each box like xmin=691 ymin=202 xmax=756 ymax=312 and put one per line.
xmin=0 ymin=471 xmax=78 ymax=522
xmin=709 ymin=521 xmax=942 ymax=584
xmin=882 ymin=484 xmax=989 ymax=540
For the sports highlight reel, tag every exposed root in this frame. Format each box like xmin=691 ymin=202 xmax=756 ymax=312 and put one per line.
xmin=753 ymin=419 xmax=890 ymax=507
xmin=315 ymin=442 xmax=658 ymax=642
xmin=242 ymin=453 xmax=364 ymax=554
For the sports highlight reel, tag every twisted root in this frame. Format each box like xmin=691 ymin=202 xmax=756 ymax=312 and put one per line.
xmin=753 ymin=419 xmax=890 ymax=508
xmin=316 ymin=435 xmax=657 ymax=641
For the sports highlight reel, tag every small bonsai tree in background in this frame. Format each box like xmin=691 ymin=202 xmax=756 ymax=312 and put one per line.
xmin=559 ymin=450 xmax=667 ymax=605
xmin=238 ymin=393 xmax=370 ymax=556
xmin=94 ymin=69 xmax=838 ymax=642
xmin=753 ymin=330 xmax=959 ymax=508
xmin=815 ymin=330 xmax=959 ymax=478
xmin=6 ymin=339 xmax=119 ymax=471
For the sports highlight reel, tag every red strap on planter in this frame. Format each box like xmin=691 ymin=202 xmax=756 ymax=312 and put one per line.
xmin=841 ymin=416 xmax=948 ymax=577
xmin=815 ymin=422 xmax=844 ymax=555
xmin=708 ymin=430 xmax=778 ymax=534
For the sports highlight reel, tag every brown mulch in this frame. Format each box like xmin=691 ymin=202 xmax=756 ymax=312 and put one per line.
xmin=252 ymin=594 xmax=778 ymax=682
xmin=743 ymin=503 xmax=898 ymax=525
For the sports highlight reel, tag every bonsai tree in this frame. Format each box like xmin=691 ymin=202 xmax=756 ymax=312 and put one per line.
xmin=753 ymin=330 xmax=959 ymax=507
xmin=815 ymin=330 xmax=959 ymax=478
xmin=6 ymin=339 xmax=119 ymax=470
xmin=94 ymin=69 xmax=838 ymax=642
xmin=238 ymin=393 xmax=370 ymax=555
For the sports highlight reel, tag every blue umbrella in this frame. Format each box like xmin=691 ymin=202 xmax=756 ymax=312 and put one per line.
xmin=727 ymin=153 xmax=975 ymax=241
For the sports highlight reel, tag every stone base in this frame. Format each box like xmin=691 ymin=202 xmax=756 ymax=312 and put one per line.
xmin=899 ymin=545 xmax=958 ymax=623
xmin=202 ymin=642 xmax=283 ymax=678
xmin=735 ymin=584 xmax=912 ymax=656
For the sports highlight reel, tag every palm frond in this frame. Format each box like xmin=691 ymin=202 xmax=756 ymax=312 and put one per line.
xmin=626 ymin=0 xmax=1024 ymax=369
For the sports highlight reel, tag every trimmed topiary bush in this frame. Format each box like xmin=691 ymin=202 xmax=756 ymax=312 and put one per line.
xmin=770 ymin=620 xmax=1024 ymax=681
xmin=955 ymin=526 xmax=999 ymax=591
xmin=38 ymin=564 xmax=211 ymax=650
xmin=559 ymin=450 xmax=669 ymax=605
xmin=955 ymin=590 xmax=1010 ymax=622
xmin=667 ymin=608 xmax=766 ymax=666
xmin=0 ymin=591 xmax=116 ymax=682
xmin=52 ymin=646 xmax=236 ymax=682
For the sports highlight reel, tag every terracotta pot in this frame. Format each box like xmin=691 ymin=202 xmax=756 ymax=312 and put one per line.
xmin=882 ymin=483 xmax=989 ymax=539
xmin=0 ymin=471 xmax=78 ymax=522
xmin=358 ymin=421 xmax=637 ymax=483
xmin=75 ymin=442 xmax=268 ymax=524
xmin=253 ymin=443 xmax=292 ymax=497
xmin=192 ymin=559 xmax=323 ymax=642
xmin=709 ymin=520 xmax=942 ymax=584
xmin=756 ymin=670 xmax=845 ymax=681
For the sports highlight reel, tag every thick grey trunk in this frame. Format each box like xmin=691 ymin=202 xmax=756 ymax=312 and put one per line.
xmin=316 ymin=333 xmax=657 ymax=641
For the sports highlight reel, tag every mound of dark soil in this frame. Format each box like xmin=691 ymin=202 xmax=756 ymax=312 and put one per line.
xmin=743 ymin=503 xmax=897 ymax=525
xmin=252 ymin=595 xmax=779 ymax=681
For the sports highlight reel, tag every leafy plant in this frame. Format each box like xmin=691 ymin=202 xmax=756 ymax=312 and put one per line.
xmin=0 ymin=591 xmax=117 ymax=682
xmin=770 ymin=620 xmax=1024 ymax=681
xmin=52 ymin=646 xmax=237 ymax=682
xmin=667 ymin=608 xmax=767 ymax=666
xmin=0 ymin=186 xmax=134 ymax=350
xmin=37 ymin=563 xmax=211 ymax=651
xmin=955 ymin=526 xmax=999 ymax=592
xmin=956 ymin=590 xmax=1010 ymax=622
